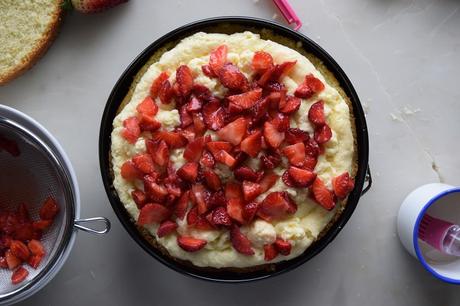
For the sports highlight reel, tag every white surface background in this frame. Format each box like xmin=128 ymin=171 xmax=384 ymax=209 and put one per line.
xmin=1 ymin=0 xmax=460 ymax=305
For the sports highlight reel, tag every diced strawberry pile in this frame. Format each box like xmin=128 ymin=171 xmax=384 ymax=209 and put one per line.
xmin=0 ymin=197 xmax=58 ymax=284
xmin=120 ymin=46 xmax=355 ymax=260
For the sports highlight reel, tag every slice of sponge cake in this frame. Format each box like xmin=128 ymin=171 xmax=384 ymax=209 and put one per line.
xmin=0 ymin=0 xmax=63 ymax=85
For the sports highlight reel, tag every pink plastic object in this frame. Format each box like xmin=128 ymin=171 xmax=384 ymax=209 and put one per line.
xmin=418 ymin=214 xmax=454 ymax=252
xmin=273 ymin=0 xmax=302 ymax=30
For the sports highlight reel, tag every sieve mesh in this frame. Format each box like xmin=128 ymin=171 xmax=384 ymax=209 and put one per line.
xmin=0 ymin=119 xmax=73 ymax=300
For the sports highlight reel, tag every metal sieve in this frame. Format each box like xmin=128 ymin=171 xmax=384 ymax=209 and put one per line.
xmin=0 ymin=105 xmax=110 ymax=305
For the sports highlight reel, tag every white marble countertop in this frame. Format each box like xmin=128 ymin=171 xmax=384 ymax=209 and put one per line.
xmin=2 ymin=0 xmax=460 ymax=305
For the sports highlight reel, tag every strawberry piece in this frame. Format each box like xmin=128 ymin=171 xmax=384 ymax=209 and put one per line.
xmin=0 ymin=135 xmax=20 ymax=157
xmin=206 ymin=141 xmax=232 ymax=157
xmin=240 ymin=131 xmax=262 ymax=158
xmin=27 ymin=254 xmax=43 ymax=269
xmin=11 ymin=266 xmax=28 ymax=285
xmin=216 ymin=117 xmax=247 ymax=145
xmin=258 ymin=61 xmax=297 ymax=87
xmin=218 ymin=63 xmax=249 ymax=91
xmin=192 ymin=112 xmax=206 ymax=136
xmin=191 ymin=184 xmax=210 ymax=215
xmin=305 ymin=138 xmax=320 ymax=157
xmin=152 ymin=131 xmax=187 ymax=149
xmin=10 ymin=240 xmax=30 ymax=261
xmin=225 ymin=182 xmax=243 ymax=200
xmin=183 ymin=136 xmax=206 ymax=162
xmin=120 ymin=161 xmax=142 ymax=181
xmin=252 ymin=51 xmax=274 ymax=72
xmin=150 ymin=72 xmax=169 ymax=98
xmin=258 ymin=192 xmax=296 ymax=221
xmin=143 ymin=176 xmax=167 ymax=202
xmin=242 ymin=181 xmax=262 ymax=202
xmin=243 ymin=201 xmax=260 ymax=223
xmin=13 ymin=223 xmax=34 ymax=241
xmin=209 ymin=45 xmax=228 ymax=75
xmin=260 ymin=152 xmax=282 ymax=170
xmin=263 ymin=122 xmax=285 ymax=148
xmin=264 ymin=243 xmax=278 ymax=261
xmin=282 ymin=170 xmax=295 ymax=187
xmin=303 ymin=155 xmax=318 ymax=171
xmin=138 ymin=203 xmax=171 ymax=225
xmin=203 ymin=169 xmax=221 ymax=191
xmin=233 ymin=166 xmax=260 ymax=182
xmin=27 ymin=240 xmax=45 ymax=256
xmin=259 ymin=172 xmax=279 ymax=193
xmin=193 ymin=84 xmax=212 ymax=100
xmin=176 ymin=65 xmax=193 ymax=97
xmin=158 ymin=79 xmax=173 ymax=104
xmin=202 ymin=64 xmax=216 ymax=78
xmin=250 ymin=97 xmax=270 ymax=126
xmin=214 ymin=150 xmax=236 ymax=167
xmin=177 ymin=162 xmax=199 ymax=182
xmin=208 ymin=190 xmax=227 ymax=208
xmin=227 ymin=198 xmax=245 ymax=224
xmin=230 ymin=225 xmax=254 ymax=255
xmin=131 ymin=189 xmax=147 ymax=209
xmin=175 ymin=191 xmax=190 ymax=220
xmin=274 ymin=238 xmax=291 ymax=256
xmin=39 ymin=197 xmax=59 ymax=221
xmin=294 ymin=83 xmax=313 ymax=99
xmin=202 ymin=99 xmax=226 ymax=131
xmin=295 ymin=73 xmax=325 ymax=99
xmin=191 ymin=217 xmax=214 ymax=231
xmin=332 ymin=172 xmax=355 ymax=199
xmin=200 ymin=150 xmax=215 ymax=168
xmin=308 ymin=100 xmax=326 ymax=126
xmin=136 ymin=96 xmax=158 ymax=116
xmin=228 ymin=88 xmax=262 ymax=110
xmin=122 ymin=117 xmax=140 ymax=144
xmin=186 ymin=97 xmax=202 ymax=113
xmin=32 ymin=220 xmax=52 ymax=231
xmin=282 ymin=143 xmax=306 ymax=167
xmin=314 ymin=124 xmax=332 ymax=144
xmin=285 ymin=128 xmax=310 ymax=145
xmin=310 ymin=177 xmax=335 ymax=210
xmin=270 ymin=113 xmax=290 ymax=132
xmin=179 ymin=104 xmax=193 ymax=127
xmin=280 ymin=96 xmax=301 ymax=114
xmin=132 ymin=154 xmax=156 ymax=174
xmin=5 ymin=250 xmax=21 ymax=270
xmin=146 ymin=139 xmax=170 ymax=167
xmin=210 ymin=207 xmax=232 ymax=227
xmin=138 ymin=115 xmax=161 ymax=132
xmin=186 ymin=206 xmax=199 ymax=226
xmin=287 ymin=166 xmax=316 ymax=187
xmin=177 ymin=236 xmax=207 ymax=252
xmin=157 ymin=220 xmax=178 ymax=238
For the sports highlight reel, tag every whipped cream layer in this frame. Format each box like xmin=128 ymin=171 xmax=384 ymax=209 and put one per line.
xmin=111 ymin=32 xmax=354 ymax=268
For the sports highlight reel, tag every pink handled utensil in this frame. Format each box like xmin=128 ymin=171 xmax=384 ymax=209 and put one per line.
xmin=419 ymin=214 xmax=460 ymax=256
xmin=273 ymin=0 xmax=302 ymax=30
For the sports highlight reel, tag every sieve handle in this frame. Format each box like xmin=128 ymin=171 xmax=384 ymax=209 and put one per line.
xmin=74 ymin=217 xmax=111 ymax=235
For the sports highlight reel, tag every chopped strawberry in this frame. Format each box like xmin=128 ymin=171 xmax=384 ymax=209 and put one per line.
xmin=121 ymin=161 xmax=143 ymax=180
xmin=176 ymin=65 xmax=194 ymax=97
xmin=214 ymin=150 xmax=236 ymax=167
xmin=259 ymin=172 xmax=279 ymax=193
xmin=260 ymin=152 xmax=282 ymax=170
xmin=202 ymin=64 xmax=216 ymax=78
xmin=192 ymin=112 xmax=207 ymax=136
xmin=202 ymin=99 xmax=226 ymax=131
xmin=305 ymin=138 xmax=320 ymax=157
xmin=39 ymin=197 xmax=59 ymax=221
xmin=227 ymin=198 xmax=245 ymax=224
xmin=303 ymin=155 xmax=318 ymax=171
xmin=233 ymin=166 xmax=260 ymax=182
xmin=186 ymin=97 xmax=202 ymax=113
xmin=200 ymin=150 xmax=215 ymax=168
xmin=179 ymin=104 xmax=193 ymax=127
xmin=132 ymin=154 xmax=156 ymax=174
xmin=32 ymin=220 xmax=52 ymax=231
xmin=136 ymin=96 xmax=158 ymax=116
xmin=240 ymin=131 xmax=262 ymax=158
xmin=280 ymin=96 xmax=301 ymax=114
xmin=218 ymin=63 xmax=249 ymax=91
xmin=209 ymin=45 xmax=228 ymax=75
xmin=243 ymin=201 xmax=260 ymax=223
xmin=282 ymin=143 xmax=306 ymax=167
xmin=308 ymin=100 xmax=326 ymax=126
xmin=258 ymin=61 xmax=297 ymax=86
xmin=152 ymin=131 xmax=187 ymax=149
xmin=138 ymin=203 xmax=171 ymax=225
xmin=332 ymin=172 xmax=355 ymax=199
xmin=11 ymin=266 xmax=28 ymax=285
xmin=295 ymin=73 xmax=325 ymax=98
xmin=314 ymin=124 xmax=332 ymax=144
xmin=258 ymin=192 xmax=296 ymax=221
xmin=208 ymin=190 xmax=227 ymax=208
xmin=183 ymin=136 xmax=205 ymax=162
xmin=186 ymin=206 xmax=199 ymax=226
xmin=122 ymin=117 xmax=140 ymax=144
xmin=177 ymin=236 xmax=207 ymax=252
xmin=191 ymin=217 xmax=214 ymax=231
xmin=310 ymin=177 xmax=335 ymax=210
xmin=264 ymin=243 xmax=278 ymax=261
xmin=282 ymin=170 xmax=295 ymax=187
xmin=157 ymin=220 xmax=178 ymax=238
xmin=216 ymin=117 xmax=247 ymax=145
xmin=270 ymin=112 xmax=289 ymax=133
xmin=131 ymin=189 xmax=147 ymax=209
xmin=175 ymin=191 xmax=190 ymax=220
xmin=177 ymin=162 xmax=199 ymax=182
xmin=158 ymin=79 xmax=173 ymax=104
xmin=287 ymin=166 xmax=316 ymax=187
xmin=225 ymin=182 xmax=243 ymax=200
xmin=294 ymin=83 xmax=313 ymax=99
xmin=13 ymin=223 xmax=34 ymax=241
xmin=210 ymin=207 xmax=232 ymax=227
xmin=206 ymin=141 xmax=232 ymax=156
xmin=27 ymin=254 xmax=43 ymax=269
xmin=191 ymin=184 xmax=210 ymax=215
xmin=203 ymin=169 xmax=221 ymax=191
xmin=250 ymin=97 xmax=270 ymax=126
xmin=263 ymin=122 xmax=285 ymax=148
xmin=150 ymin=71 xmax=169 ymax=98
xmin=242 ymin=181 xmax=262 ymax=202
xmin=274 ymin=238 xmax=291 ymax=256
xmin=192 ymin=84 xmax=212 ymax=100
xmin=228 ymin=88 xmax=262 ymax=110
xmin=5 ymin=250 xmax=21 ymax=270
xmin=10 ymin=240 xmax=30 ymax=261
xmin=143 ymin=176 xmax=167 ymax=202
xmin=27 ymin=240 xmax=45 ymax=256
xmin=230 ymin=225 xmax=254 ymax=255
xmin=285 ymin=128 xmax=310 ymax=145
xmin=252 ymin=51 xmax=274 ymax=72
xmin=138 ymin=115 xmax=161 ymax=132
xmin=146 ymin=139 xmax=169 ymax=167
